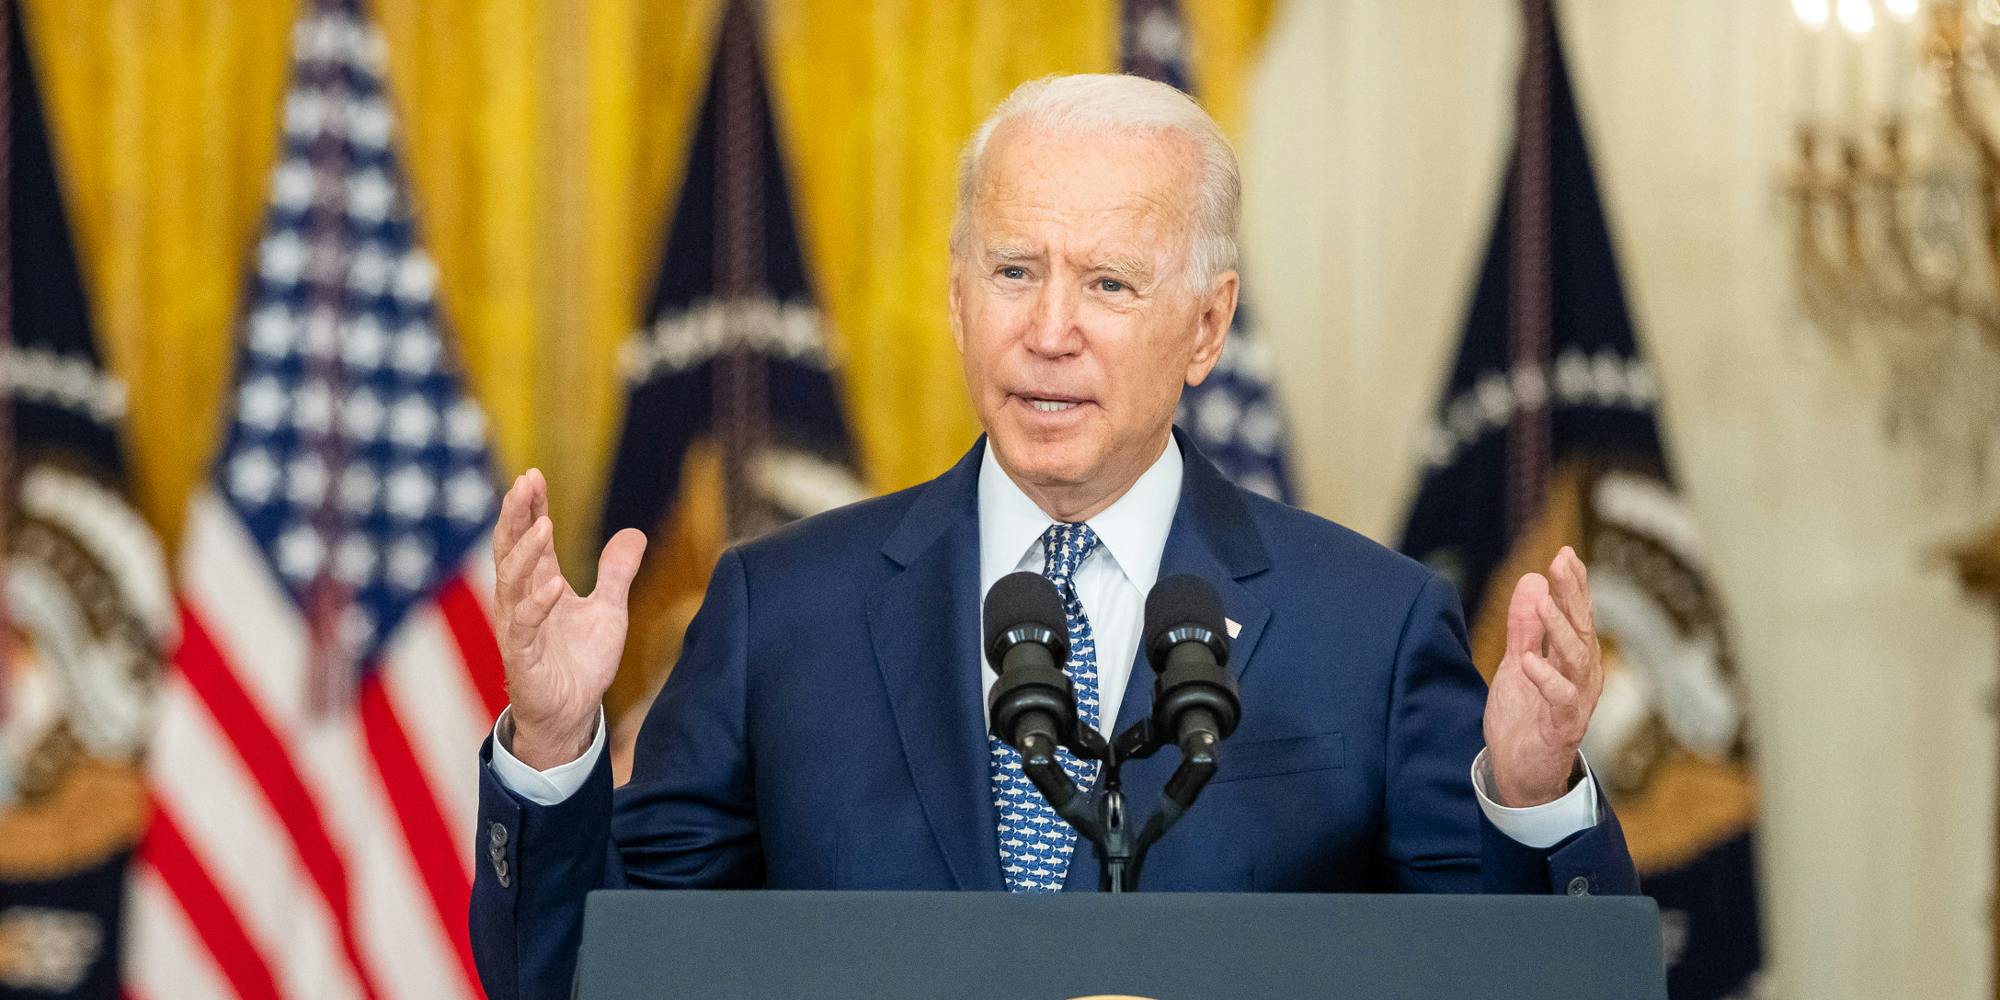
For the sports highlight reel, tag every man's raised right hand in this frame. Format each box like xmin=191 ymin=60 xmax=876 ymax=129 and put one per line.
xmin=493 ymin=468 xmax=648 ymax=770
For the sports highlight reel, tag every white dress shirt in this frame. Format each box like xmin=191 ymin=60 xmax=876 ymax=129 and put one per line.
xmin=492 ymin=436 xmax=1600 ymax=849
xmin=975 ymin=433 xmax=1182 ymax=733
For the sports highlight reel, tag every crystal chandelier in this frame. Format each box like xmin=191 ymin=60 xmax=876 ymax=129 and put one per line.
xmin=1788 ymin=0 xmax=2000 ymax=478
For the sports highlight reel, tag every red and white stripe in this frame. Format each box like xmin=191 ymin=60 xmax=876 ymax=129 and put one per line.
xmin=125 ymin=491 xmax=502 ymax=999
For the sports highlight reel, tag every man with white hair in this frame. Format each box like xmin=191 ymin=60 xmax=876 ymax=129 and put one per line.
xmin=470 ymin=73 xmax=1636 ymax=999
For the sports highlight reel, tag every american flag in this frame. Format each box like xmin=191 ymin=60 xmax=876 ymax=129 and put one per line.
xmin=1123 ymin=0 xmax=1297 ymax=503
xmin=125 ymin=1 xmax=501 ymax=997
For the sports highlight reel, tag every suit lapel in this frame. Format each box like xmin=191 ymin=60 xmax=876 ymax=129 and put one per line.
xmin=1073 ymin=433 xmax=1275 ymax=892
xmin=1107 ymin=430 xmax=1272 ymax=736
xmin=1105 ymin=536 xmax=1271 ymax=734
xmin=866 ymin=442 xmax=1004 ymax=891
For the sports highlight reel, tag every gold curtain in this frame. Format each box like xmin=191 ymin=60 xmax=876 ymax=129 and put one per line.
xmin=23 ymin=0 xmax=1270 ymax=566
xmin=23 ymin=0 xmax=300 ymax=553
xmin=22 ymin=0 xmax=721 ymax=569
xmin=763 ymin=1 xmax=1115 ymax=492
xmin=368 ymin=0 xmax=722 ymax=569
xmin=766 ymin=0 xmax=1275 ymax=493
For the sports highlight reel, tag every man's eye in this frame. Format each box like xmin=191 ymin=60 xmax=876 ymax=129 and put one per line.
xmin=999 ymin=266 xmax=1027 ymax=280
xmin=1098 ymin=278 xmax=1127 ymax=293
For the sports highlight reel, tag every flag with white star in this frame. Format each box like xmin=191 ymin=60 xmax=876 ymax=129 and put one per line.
xmin=1124 ymin=0 xmax=1297 ymax=503
xmin=126 ymin=2 xmax=505 ymax=996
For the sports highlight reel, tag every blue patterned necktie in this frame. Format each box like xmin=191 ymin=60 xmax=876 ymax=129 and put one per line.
xmin=989 ymin=522 xmax=1102 ymax=892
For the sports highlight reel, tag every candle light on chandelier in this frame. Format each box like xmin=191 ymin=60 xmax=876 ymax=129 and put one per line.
xmin=1785 ymin=0 xmax=2000 ymax=477
xmin=1793 ymin=0 xmax=1926 ymax=128
xmin=1836 ymin=0 xmax=1876 ymax=36
xmin=1883 ymin=0 xmax=1922 ymax=113
xmin=1836 ymin=0 xmax=1874 ymax=129
xmin=1840 ymin=0 xmax=1872 ymax=124
xmin=1796 ymin=0 xmax=1832 ymax=120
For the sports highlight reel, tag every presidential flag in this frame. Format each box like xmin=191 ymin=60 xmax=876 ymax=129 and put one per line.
xmin=1398 ymin=3 xmax=1763 ymax=998
xmin=0 ymin=4 xmax=171 ymax=994
xmin=602 ymin=0 xmax=862 ymax=549
xmin=124 ymin=1 xmax=502 ymax=997
xmin=1123 ymin=0 xmax=1295 ymax=503
xmin=598 ymin=0 xmax=864 ymax=735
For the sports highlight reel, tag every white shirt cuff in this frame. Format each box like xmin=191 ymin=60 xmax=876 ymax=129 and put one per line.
xmin=489 ymin=706 xmax=606 ymax=807
xmin=1469 ymin=747 xmax=1600 ymax=849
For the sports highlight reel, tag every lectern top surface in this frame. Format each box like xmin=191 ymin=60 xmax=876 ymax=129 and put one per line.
xmin=575 ymin=891 xmax=1666 ymax=1000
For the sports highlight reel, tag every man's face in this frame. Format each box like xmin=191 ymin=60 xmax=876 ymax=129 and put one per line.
xmin=949 ymin=123 xmax=1236 ymax=513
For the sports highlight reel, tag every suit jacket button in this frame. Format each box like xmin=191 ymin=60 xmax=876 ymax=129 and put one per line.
xmin=1566 ymin=875 xmax=1591 ymax=897
xmin=494 ymin=857 xmax=511 ymax=888
xmin=490 ymin=821 xmax=508 ymax=849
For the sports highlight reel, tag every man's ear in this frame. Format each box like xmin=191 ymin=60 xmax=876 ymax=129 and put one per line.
xmin=1184 ymin=270 xmax=1238 ymax=388
xmin=947 ymin=255 xmax=967 ymax=354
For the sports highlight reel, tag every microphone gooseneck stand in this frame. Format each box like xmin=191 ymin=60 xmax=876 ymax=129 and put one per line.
xmin=1010 ymin=716 xmax=1219 ymax=893
xmin=987 ymin=571 xmax=1240 ymax=892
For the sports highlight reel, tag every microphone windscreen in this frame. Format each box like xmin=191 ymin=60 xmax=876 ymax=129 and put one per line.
xmin=1144 ymin=574 xmax=1227 ymax=661
xmin=983 ymin=571 xmax=1067 ymax=656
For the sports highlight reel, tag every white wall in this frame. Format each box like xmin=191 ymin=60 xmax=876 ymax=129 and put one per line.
xmin=1241 ymin=2 xmax=2000 ymax=997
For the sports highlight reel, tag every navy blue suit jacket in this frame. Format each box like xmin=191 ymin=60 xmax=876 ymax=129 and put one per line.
xmin=469 ymin=432 xmax=1638 ymax=999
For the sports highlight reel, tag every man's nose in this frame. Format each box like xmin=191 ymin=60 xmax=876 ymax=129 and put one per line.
xmin=1022 ymin=282 xmax=1081 ymax=358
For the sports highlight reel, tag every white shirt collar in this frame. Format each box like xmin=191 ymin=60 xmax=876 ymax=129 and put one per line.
xmin=977 ymin=434 xmax=1184 ymax=592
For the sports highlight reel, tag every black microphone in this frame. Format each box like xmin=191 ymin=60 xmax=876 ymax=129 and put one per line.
xmin=1144 ymin=574 xmax=1241 ymax=758
xmin=982 ymin=572 xmax=1076 ymax=762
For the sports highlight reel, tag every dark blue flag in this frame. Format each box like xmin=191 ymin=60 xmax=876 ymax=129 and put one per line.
xmin=1122 ymin=0 xmax=1295 ymax=503
xmin=0 ymin=3 xmax=170 ymax=995
xmin=1398 ymin=3 xmax=1763 ymax=998
xmin=597 ymin=1 xmax=863 ymax=739
xmin=602 ymin=0 xmax=861 ymax=552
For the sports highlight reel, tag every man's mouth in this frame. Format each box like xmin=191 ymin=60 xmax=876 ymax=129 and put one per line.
xmin=1014 ymin=392 xmax=1088 ymax=414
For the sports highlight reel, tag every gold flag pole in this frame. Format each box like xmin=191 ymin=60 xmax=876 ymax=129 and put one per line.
xmin=1947 ymin=524 xmax=2000 ymax=1000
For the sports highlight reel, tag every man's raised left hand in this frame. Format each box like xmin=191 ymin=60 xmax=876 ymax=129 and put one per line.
xmin=1483 ymin=545 xmax=1603 ymax=808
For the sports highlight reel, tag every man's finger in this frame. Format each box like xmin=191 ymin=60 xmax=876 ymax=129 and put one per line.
xmin=525 ymin=467 xmax=549 ymax=526
xmin=1549 ymin=546 xmax=1595 ymax=644
xmin=498 ymin=516 xmax=552 ymax=610
xmin=1506 ymin=572 xmax=1551 ymax=659
xmin=492 ymin=474 xmax=529 ymax=567
xmin=591 ymin=528 xmax=648 ymax=609
xmin=1518 ymin=650 xmax=1579 ymax=710
xmin=504 ymin=573 xmax=562 ymax=656
xmin=527 ymin=520 xmax=566 ymax=600
xmin=515 ymin=573 xmax=566 ymax=634
xmin=497 ymin=469 xmax=551 ymax=572
xmin=1537 ymin=595 xmax=1591 ymax=681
